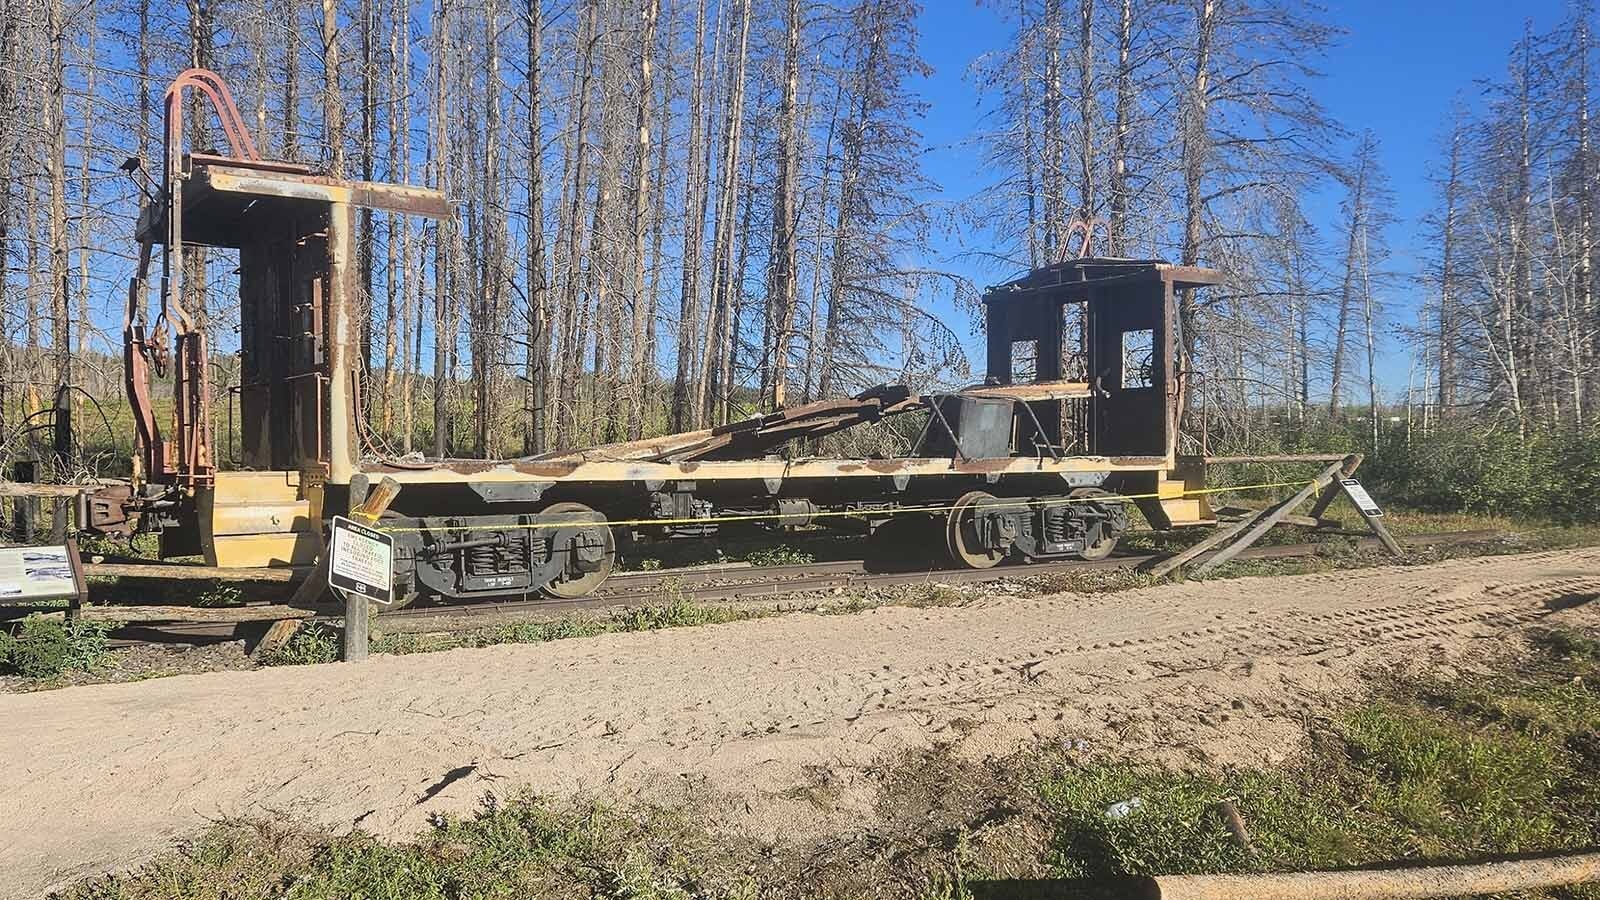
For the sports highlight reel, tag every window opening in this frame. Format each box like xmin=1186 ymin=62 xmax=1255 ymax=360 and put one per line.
xmin=1121 ymin=329 xmax=1154 ymax=389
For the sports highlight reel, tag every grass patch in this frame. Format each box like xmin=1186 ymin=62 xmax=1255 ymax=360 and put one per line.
xmin=368 ymin=592 xmax=766 ymax=661
xmin=56 ymin=795 xmax=758 ymax=900
xmin=0 ymin=613 xmax=114 ymax=678
xmin=1039 ymin=624 xmax=1600 ymax=884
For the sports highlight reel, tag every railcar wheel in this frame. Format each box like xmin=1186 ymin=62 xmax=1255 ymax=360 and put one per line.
xmin=540 ymin=501 xmax=616 ymax=599
xmin=1070 ymin=487 xmax=1121 ymax=561
xmin=945 ymin=490 xmax=1006 ymax=570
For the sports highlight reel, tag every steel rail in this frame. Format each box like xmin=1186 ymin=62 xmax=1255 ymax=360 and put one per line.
xmin=89 ymin=530 xmax=1504 ymax=648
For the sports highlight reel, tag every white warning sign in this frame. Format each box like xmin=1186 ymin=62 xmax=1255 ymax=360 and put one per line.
xmin=329 ymin=515 xmax=395 ymax=603
xmin=1340 ymin=479 xmax=1383 ymax=518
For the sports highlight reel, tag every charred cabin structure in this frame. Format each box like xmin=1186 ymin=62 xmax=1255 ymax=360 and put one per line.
xmin=89 ymin=69 xmax=1226 ymax=605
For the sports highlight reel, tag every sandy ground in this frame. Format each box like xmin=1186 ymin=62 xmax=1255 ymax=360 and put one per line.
xmin=5 ymin=547 xmax=1599 ymax=898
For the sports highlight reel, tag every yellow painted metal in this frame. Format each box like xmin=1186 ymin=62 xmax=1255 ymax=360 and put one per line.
xmin=198 ymin=470 xmax=324 ymax=567
xmin=1157 ymin=457 xmax=1214 ymax=526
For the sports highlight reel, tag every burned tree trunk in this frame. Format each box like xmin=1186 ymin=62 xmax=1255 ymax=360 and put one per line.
xmin=627 ymin=0 xmax=662 ymax=440
xmin=763 ymin=0 xmax=802 ymax=412
xmin=524 ymin=0 xmax=549 ymax=453
xmin=700 ymin=0 xmax=751 ymax=426
xmin=671 ymin=0 xmax=711 ymax=433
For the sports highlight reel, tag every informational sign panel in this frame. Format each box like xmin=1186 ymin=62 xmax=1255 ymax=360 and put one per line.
xmin=0 ymin=543 xmax=86 ymax=602
xmin=328 ymin=515 xmax=394 ymax=604
xmin=1341 ymin=479 xmax=1384 ymax=518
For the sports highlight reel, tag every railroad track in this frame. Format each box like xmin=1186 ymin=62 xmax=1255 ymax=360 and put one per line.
xmin=89 ymin=529 xmax=1505 ymax=648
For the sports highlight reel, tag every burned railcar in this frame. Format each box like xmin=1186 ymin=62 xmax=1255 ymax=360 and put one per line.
xmin=92 ymin=69 xmax=1221 ymax=604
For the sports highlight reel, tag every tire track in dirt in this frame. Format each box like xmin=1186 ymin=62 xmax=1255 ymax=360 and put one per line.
xmin=3 ymin=547 xmax=1597 ymax=899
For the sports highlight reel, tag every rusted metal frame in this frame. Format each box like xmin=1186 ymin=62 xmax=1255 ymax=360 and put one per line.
xmin=164 ymin=68 xmax=262 ymax=162
xmin=1011 ymin=397 xmax=1063 ymax=461
xmin=958 ymin=380 xmax=1093 ymax=403
xmin=123 ymin=239 xmax=167 ymax=482
xmin=538 ymin=391 xmax=908 ymax=464
xmin=186 ymin=152 xmax=312 ymax=175
xmin=990 ymin=264 xmax=1224 ymax=303
xmin=155 ymin=68 xmax=264 ymax=488
xmin=1060 ymin=217 xmax=1102 ymax=260
xmin=200 ymin=165 xmax=450 ymax=219
xmin=922 ymin=394 xmax=970 ymax=462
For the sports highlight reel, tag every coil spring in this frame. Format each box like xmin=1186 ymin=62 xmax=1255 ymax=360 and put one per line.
xmin=466 ymin=541 xmax=500 ymax=575
xmin=465 ymin=532 xmax=533 ymax=575
xmin=1044 ymin=508 xmax=1072 ymax=544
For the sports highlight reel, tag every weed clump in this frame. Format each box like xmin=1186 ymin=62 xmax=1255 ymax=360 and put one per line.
xmin=58 ymin=795 xmax=756 ymax=900
xmin=743 ymin=544 xmax=815 ymax=567
xmin=258 ymin=622 xmax=340 ymax=667
xmin=0 ymin=613 xmax=112 ymax=679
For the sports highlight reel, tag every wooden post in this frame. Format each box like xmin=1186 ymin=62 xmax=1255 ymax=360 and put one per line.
xmin=50 ymin=497 xmax=68 ymax=543
xmin=1303 ymin=453 xmax=1401 ymax=555
xmin=343 ymin=590 xmax=370 ymax=662
xmin=63 ymin=537 xmax=86 ymax=622
xmin=342 ymin=475 xmax=401 ymax=662
xmin=283 ymin=474 xmax=402 ymax=661
xmin=11 ymin=460 xmax=37 ymax=542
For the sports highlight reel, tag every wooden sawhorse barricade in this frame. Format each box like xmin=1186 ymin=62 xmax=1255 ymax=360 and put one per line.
xmin=1149 ymin=454 xmax=1399 ymax=581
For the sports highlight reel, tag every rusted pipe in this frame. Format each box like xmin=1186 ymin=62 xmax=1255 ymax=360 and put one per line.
xmin=1156 ymin=851 xmax=1600 ymax=900
xmin=971 ymin=851 xmax=1600 ymax=900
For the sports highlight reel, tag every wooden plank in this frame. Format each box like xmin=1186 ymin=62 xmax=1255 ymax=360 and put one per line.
xmin=1212 ymin=505 xmax=1333 ymax=529
xmin=1145 ymin=508 xmax=1268 ymax=579
xmin=248 ymin=617 xmax=303 ymax=659
xmin=85 ymin=562 xmax=303 ymax=582
xmin=1191 ymin=459 xmax=1349 ymax=578
xmin=0 ymin=481 xmax=98 ymax=498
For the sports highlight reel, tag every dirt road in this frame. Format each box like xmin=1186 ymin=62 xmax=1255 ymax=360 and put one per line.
xmin=6 ymin=548 xmax=1598 ymax=898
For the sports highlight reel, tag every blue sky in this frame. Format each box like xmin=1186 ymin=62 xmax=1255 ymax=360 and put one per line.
xmin=910 ymin=0 xmax=1571 ymax=392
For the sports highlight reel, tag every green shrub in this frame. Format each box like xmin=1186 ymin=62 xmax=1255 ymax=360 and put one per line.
xmin=259 ymin=622 xmax=341 ymax=667
xmin=1205 ymin=418 xmax=1600 ymax=524
xmin=0 ymin=613 xmax=113 ymax=678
